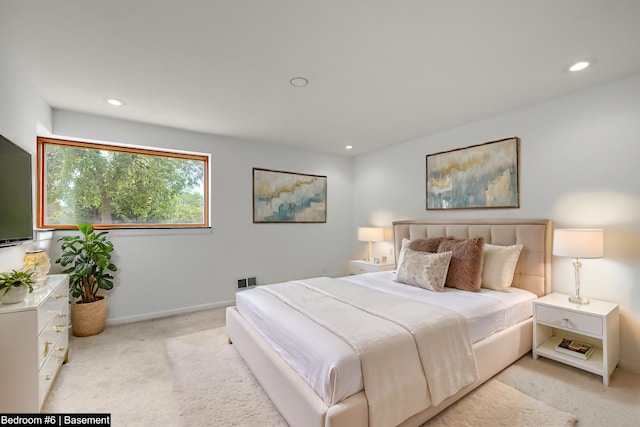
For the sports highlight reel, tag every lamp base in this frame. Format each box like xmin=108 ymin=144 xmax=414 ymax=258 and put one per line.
xmin=568 ymin=295 xmax=589 ymax=305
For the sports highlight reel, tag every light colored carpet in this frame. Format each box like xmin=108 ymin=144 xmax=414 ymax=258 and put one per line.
xmin=165 ymin=327 xmax=577 ymax=427
xmin=43 ymin=308 xmax=640 ymax=426
xmin=44 ymin=309 xmax=226 ymax=426
xmin=497 ymin=355 xmax=640 ymax=427
xmin=164 ymin=328 xmax=286 ymax=427
xmin=422 ymin=380 xmax=575 ymax=427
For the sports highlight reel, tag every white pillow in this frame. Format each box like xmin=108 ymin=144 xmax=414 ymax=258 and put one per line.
xmin=481 ymin=243 xmax=523 ymax=292
xmin=396 ymin=238 xmax=411 ymax=268
xmin=396 ymin=248 xmax=452 ymax=292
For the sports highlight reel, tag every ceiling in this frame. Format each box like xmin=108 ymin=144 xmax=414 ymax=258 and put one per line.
xmin=2 ymin=1 xmax=640 ymax=156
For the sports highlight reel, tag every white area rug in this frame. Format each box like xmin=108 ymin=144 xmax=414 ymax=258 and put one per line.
xmin=164 ymin=328 xmax=287 ymax=427
xmin=422 ymin=379 xmax=576 ymax=427
xmin=165 ymin=328 xmax=577 ymax=427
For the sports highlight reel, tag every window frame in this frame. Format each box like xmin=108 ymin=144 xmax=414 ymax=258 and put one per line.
xmin=36 ymin=136 xmax=210 ymax=230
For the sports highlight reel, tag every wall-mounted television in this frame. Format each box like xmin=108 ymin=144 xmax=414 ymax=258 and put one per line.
xmin=0 ymin=134 xmax=34 ymax=247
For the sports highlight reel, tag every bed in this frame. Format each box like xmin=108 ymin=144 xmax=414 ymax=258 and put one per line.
xmin=226 ymin=218 xmax=552 ymax=427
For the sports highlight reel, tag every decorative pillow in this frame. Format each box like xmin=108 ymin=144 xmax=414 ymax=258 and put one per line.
xmin=396 ymin=249 xmax=452 ymax=292
xmin=396 ymin=238 xmax=411 ymax=268
xmin=437 ymin=237 xmax=484 ymax=292
xmin=408 ymin=237 xmax=452 ymax=253
xmin=481 ymin=243 xmax=523 ymax=292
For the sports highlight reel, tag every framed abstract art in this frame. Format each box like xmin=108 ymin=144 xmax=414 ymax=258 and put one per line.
xmin=426 ymin=137 xmax=520 ymax=210
xmin=253 ymin=168 xmax=327 ymax=223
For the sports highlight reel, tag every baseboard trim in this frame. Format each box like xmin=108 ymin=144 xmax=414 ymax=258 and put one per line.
xmin=619 ymin=357 xmax=640 ymax=375
xmin=105 ymin=300 xmax=235 ymax=326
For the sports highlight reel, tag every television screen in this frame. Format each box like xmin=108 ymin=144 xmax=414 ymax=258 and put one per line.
xmin=0 ymin=134 xmax=34 ymax=247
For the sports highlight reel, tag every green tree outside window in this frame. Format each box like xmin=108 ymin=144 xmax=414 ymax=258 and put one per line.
xmin=38 ymin=137 xmax=208 ymax=228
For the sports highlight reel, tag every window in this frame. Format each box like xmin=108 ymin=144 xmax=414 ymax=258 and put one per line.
xmin=37 ymin=137 xmax=209 ymax=229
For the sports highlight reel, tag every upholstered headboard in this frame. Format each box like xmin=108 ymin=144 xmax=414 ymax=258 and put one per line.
xmin=393 ymin=218 xmax=552 ymax=297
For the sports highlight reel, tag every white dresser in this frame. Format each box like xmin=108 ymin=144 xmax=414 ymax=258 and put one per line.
xmin=0 ymin=274 xmax=69 ymax=412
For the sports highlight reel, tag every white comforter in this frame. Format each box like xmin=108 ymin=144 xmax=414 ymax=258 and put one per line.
xmin=261 ymin=277 xmax=478 ymax=427
xmin=236 ymin=271 xmax=537 ymax=417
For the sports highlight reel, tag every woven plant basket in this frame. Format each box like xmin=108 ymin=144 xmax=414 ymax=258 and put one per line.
xmin=71 ymin=295 xmax=108 ymax=337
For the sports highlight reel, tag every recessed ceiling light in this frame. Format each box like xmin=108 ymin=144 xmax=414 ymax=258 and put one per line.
xmin=104 ymin=97 xmax=125 ymax=106
xmin=345 ymin=145 xmax=353 ymax=150
xmin=290 ymin=77 xmax=309 ymax=87
xmin=568 ymin=60 xmax=591 ymax=72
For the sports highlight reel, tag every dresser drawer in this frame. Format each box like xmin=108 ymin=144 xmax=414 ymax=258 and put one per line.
xmin=536 ymin=304 xmax=603 ymax=337
xmin=37 ymin=287 xmax=67 ymax=334
xmin=38 ymin=314 xmax=67 ymax=369
xmin=38 ymin=333 xmax=68 ymax=409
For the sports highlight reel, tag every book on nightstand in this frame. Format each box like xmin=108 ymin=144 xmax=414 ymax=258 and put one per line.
xmin=555 ymin=338 xmax=594 ymax=360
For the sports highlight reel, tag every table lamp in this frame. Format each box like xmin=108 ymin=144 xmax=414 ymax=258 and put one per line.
xmin=358 ymin=227 xmax=384 ymax=262
xmin=553 ymin=229 xmax=604 ymax=304
xmin=23 ymin=249 xmax=51 ymax=288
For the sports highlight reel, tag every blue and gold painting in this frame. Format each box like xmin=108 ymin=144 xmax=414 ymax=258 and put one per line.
xmin=253 ymin=168 xmax=327 ymax=223
xmin=427 ymin=138 xmax=519 ymax=209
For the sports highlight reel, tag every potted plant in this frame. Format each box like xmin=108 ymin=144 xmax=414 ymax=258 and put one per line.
xmin=56 ymin=223 xmax=118 ymax=336
xmin=0 ymin=269 xmax=35 ymax=304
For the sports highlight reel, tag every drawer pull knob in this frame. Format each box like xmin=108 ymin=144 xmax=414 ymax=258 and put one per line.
xmin=44 ymin=375 xmax=52 ymax=381
xmin=55 ymin=295 xmax=65 ymax=300
xmin=55 ymin=326 xmax=65 ymax=333
xmin=562 ymin=317 xmax=569 ymax=322
xmin=43 ymin=341 xmax=53 ymax=356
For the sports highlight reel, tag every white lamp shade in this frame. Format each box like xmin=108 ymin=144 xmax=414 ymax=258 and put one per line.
xmin=553 ymin=229 xmax=604 ymax=259
xmin=357 ymin=227 xmax=384 ymax=242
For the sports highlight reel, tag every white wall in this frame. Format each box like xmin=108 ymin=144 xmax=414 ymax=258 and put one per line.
xmin=49 ymin=110 xmax=355 ymax=323
xmin=3 ymin=49 xmax=639 ymax=373
xmin=0 ymin=51 xmax=355 ymax=325
xmin=353 ymin=73 xmax=640 ymax=373
xmin=0 ymin=51 xmax=52 ymax=272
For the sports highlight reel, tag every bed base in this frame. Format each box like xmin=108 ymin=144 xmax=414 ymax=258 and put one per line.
xmin=226 ymin=305 xmax=533 ymax=427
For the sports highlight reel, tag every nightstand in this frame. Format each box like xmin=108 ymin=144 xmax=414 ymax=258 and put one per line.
xmin=348 ymin=260 xmax=396 ymax=275
xmin=532 ymin=293 xmax=619 ymax=386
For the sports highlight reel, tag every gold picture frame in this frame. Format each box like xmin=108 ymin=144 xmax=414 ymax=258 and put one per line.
xmin=426 ymin=137 xmax=520 ymax=210
xmin=253 ymin=168 xmax=327 ymax=223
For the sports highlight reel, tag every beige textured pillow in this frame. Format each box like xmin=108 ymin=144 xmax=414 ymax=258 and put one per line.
xmin=438 ymin=237 xmax=484 ymax=292
xmin=481 ymin=243 xmax=523 ymax=292
xmin=396 ymin=249 xmax=452 ymax=292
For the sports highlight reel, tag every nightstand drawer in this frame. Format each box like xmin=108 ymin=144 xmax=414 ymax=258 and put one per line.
xmin=348 ymin=261 xmax=395 ymax=274
xmin=536 ymin=305 xmax=603 ymax=337
xmin=350 ymin=263 xmax=378 ymax=274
